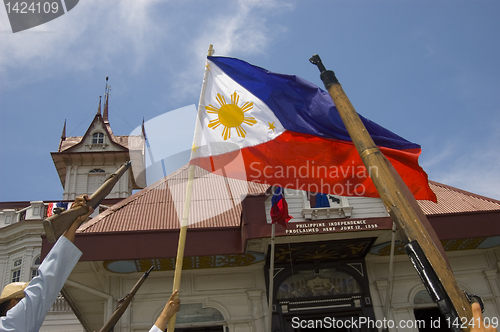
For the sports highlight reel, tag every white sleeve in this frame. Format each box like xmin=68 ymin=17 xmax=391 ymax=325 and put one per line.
xmin=0 ymin=236 xmax=82 ymax=332
xmin=149 ymin=325 xmax=163 ymax=332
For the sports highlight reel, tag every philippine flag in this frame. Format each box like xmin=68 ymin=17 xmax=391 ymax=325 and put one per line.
xmin=190 ymin=56 xmax=436 ymax=202
xmin=271 ymin=187 xmax=293 ymax=228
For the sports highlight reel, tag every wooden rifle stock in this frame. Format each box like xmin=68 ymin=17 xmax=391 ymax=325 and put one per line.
xmin=43 ymin=161 xmax=132 ymax=243
xmin=310 ymin=55 xmax=474 ymax=331
xmin=98 ymin=266 xmax=154 ymax=332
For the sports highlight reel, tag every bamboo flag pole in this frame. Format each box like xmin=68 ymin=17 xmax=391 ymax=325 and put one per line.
xmin=383 ymin=222 xmax=397 ymax=326
xmin=166 ymin=44 xmax=214 ymax=332
xmin=267 ymin=222 xmax=276 ymax=332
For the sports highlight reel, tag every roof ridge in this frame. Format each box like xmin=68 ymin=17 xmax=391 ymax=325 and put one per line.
xmin=429 ymin=180 xmax=500 ymax=205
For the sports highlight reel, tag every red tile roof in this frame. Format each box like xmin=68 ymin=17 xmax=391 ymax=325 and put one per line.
xmin=419 ymin=181 xmax=500 ymax=215
xmin=78 ymin=165 xmax=269 ymax=233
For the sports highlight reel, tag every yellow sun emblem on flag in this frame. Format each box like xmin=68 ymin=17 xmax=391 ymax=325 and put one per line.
xmin=205 ymin=92 xmax=257 ymax=140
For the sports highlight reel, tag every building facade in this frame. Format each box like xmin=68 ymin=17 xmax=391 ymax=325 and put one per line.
xmin=0 ymin=89 xmax=145 ymax=330
xmin=3 ymin=85 xmax=499 ymax=332
xmin=47 ymin=166 xmax=500 ymax=332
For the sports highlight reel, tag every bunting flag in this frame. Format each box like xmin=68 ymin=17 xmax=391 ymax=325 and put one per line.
xmin=270 ymin=187 xmax=292 ymax=228
xmin=46 ymin=202 xmax=72 ymax=217
xmin=313 ymin=193 xmax=330 ymax=208
xmin=46 ymin=203 xmax=55 ymax=217
xmin=190 ymin=56 xmax=436 ymax=202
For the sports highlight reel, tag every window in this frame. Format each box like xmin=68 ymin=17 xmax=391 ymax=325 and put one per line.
xmin=277 ymin=268 xmax=361 ymax=300
xmin=413 ymin=289 xmax=452 ymax=331
xmin=88 ymin=169 xmax=106 ymax=194
xmin=92 ymin=132 xmax=104 ymax=144
xmin=31 ymin=256 xmax=40 ymax=279
xmin=174 ymin=303 xmax=225 ymax=330
xmin=414 ymin=289 xmax=433 ymax=305
xmin=13 ymin=259 xmax=22 ymax=267
xmin=12 ymin=269 xmax=21 ymax=282
xmin=11 ymin=258 xmax=22 ymax=282
xmin=414 ymin=307 xmax=451 ymax=331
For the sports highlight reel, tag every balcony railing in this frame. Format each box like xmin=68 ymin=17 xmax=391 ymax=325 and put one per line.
xmin=50 ymin=294 xmax=72 ymax=312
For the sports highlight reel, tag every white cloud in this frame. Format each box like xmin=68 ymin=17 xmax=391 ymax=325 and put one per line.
xmin=423 ymin=135 xmax=500 ymax=200
xmin=0 ymin=0 xmax=292 ymax=100
xmin=168 ymin=0 xmax=292 ymax=100
xmin=0 ymin=0 xmax=167 ymax=87
xmin=196 ymin=0 xmax=291 ymax=59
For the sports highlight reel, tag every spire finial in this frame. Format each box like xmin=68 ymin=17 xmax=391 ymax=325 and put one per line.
xmin=58 ymin=119 xmax=67 ymax=152
xmin=103 ymin=77 xmax=110 ymax=123
xmin=97 ymin=96 xmax=102 ymax=115
xmin=142 ymin=117 xmax=147 ymax=139
xmin=61 ymin=119 xmax=66 ymax=139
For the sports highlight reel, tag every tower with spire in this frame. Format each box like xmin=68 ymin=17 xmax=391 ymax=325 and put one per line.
xmin=51 ymin=79 xmax=146 ymax=201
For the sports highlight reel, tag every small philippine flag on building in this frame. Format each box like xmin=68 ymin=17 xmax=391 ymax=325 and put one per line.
xmin=46 ymin=202 xmax=72 ymax=217
xmin=270 ymin=187 xmax=292 ymax=228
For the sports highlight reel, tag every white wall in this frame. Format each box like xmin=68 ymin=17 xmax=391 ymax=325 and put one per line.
xmin=367 ymin=248 xmax=500 ymax=331
xmin=0 ymin=204 xmax=83 ymax=332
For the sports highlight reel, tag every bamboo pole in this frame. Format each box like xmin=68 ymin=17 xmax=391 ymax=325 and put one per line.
xmin=268 ymin=222 xmax=276 ymax=332
xmin=310 ymin=55 xmax=473 ymax=331
xmin=166 ymin=45 xmax=214 ymax=332
xmin=383 ymin=222 xmax=397 ymax=328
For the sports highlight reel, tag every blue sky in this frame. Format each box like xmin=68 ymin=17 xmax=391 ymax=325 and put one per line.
xmin=1 ymin=0 xmax=499 ymax=202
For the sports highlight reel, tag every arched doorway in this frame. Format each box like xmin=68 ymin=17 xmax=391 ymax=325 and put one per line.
xmin=173 ymin=303 xmax=226 ymax=332
xmin=413 ymin=290 xmax=452 ymax=332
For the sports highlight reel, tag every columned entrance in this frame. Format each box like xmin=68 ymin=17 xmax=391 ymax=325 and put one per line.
xmin=267 ymin=239 xmax=377 ymax=332
xmin=175 ymin=327 xmax=224 ymax=332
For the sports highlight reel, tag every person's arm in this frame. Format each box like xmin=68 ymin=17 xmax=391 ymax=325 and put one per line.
xmin=0 ymin=196 xmax=92 ymax=332
xmin=149 ymin=290 xmax=180 ymax=332
xmin=0 ymin=237 xmax=82 ymax=332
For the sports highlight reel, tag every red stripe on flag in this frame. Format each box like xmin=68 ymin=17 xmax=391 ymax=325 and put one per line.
xmin=191 ymin=131 xmax=436 ymax=202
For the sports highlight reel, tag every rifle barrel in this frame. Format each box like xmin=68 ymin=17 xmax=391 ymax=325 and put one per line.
xmin=98 ymin=266 xmax=154 ymax=332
